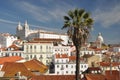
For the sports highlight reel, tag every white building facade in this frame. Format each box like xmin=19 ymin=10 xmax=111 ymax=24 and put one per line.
xmin=113 ymin=47 xmax=120 ymax=52
xmin=0 ymin=33 xmax=17 ymax=48
xmin=54 ymin=55 xmax=88 ymax=75
xmin=16 ymin=21 xmax=69 ymax=45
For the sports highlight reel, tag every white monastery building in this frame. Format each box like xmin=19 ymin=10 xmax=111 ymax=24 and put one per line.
xmin=16 ymin=21 xmax=69 ymax=45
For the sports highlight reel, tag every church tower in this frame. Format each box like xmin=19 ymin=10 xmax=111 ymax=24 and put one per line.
xmin=96 ymin=33 xmax=104 ymax=48
xmin=16 ymin=21 xmax=30 ymax=40
xmin=16 ymin=22 xmax=23 ymax=30
xmin=24 ymin=20 xmax=29 ymax=30
xmin=23 ymin=20 xmax=29 ymax=39
xmin=16 ymin=21 xmax=24 ymax=39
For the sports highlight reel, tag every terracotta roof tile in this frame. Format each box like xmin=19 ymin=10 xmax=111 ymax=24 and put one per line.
xmin=0 ymin=47 xmax=7 ymax=51
xmin=55 ymin=54 xmax=68 ymax=58
xmin=85 ymin=74 xmax=106 ymax=80
xmin=55 ymin=54 xmax=60 ymax=58
xmin=105 ymin=70 xmax=119 ymax=80
xmin=24 ymin=59 xmax=48 ymax=73
xmin=28 ymin=38 xmax=63 ymax=43
xmin=88 ymin=67 xmax=101 ymax=71
xmin=7 ymin=44 xmax=20 ymax=51
xmin=31 ymin=75 xmax=76 ymax=80
xmin=1 ymin=62 xmax=33 ymax=77
xmin=0 ymin=56 xmax=23 ymax=64
xmin=69 ymin=56 xmax=76 ymax=61
xmin=100 ymin=62 xmax=120 ymax=67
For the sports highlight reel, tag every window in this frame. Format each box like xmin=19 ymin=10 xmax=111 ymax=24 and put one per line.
xmin=84 ymin=65 xmax=86 ymax=68
xmin=40 ymin=46 xmax=42 ymax=49
xmin=66 ymin=49 xmax=68 ymax=51
xmin=71 ymin=71 xmax=73 ymax=74
xmin=46 ymin=46 xmax=48 ymax=49
xmin=40 ymin=55 xmax=43 ymax=58
xmin=61 ymin=65 xmax=64 ymax=70
xmin=57 ymin=72 xmax=59 ymax=74
xmin=71 ymin=65 xmax=73 ymax=68
xmin=81 ymin=65 xmax=83 ymax=68
xmin=40 ymin=46 xmax=42 ymax=52
xmin=30 ymin=46 xmax=32 ymax=49
xmin=34 ymin=55 xmax=37 ymax=59
xmin=56 ymin=60 xmax=59 ymax=63
xmin=30 ymin=55 xmax=32 ymax=59
xmin=66 ymin=60 xmax=68 ymax=63
xmin=46 ymin=60 xmax=48 ymax=64
xmin=66 ymin=65 xmax=68 ymax=68
xmin=66 ymin=71 xmax=68 ymax=73
xmin=12 ymin=53 xmax=14 ymax=56
xmin=34 ymin=46 xmax=36 ymax=49
xmin=62 ymin=60 xmax=63 ymax=62
xmin=16 ymin=53 xmax=18 ymax=56
xmin=26 ymin=45 xmax=28 ymax=49
xmin=19 ymin=53 xmax=21 ymax=56
xmin=57 ymin=65 xmax=59 ymax=68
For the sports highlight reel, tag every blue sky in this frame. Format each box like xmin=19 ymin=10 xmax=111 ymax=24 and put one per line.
xmin=0 ymin=0 xmax=120 ymax=44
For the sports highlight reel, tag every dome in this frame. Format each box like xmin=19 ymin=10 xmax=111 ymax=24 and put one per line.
xmin=96 ymin=33 xmax=104 ymax=43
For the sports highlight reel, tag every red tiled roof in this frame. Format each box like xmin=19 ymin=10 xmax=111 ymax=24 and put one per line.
xmin=89 ymin=47 xmax=103 ymax=51
xmin=105 ymin=70 xmax=119 ymax=80
xmin=0 ymin=56 xmax=23 ymax=64
xmin=24 ymin=59 xmax=48 ymax=73
xmin=0 ymin=47 xmax=7 ymax=51
xmin=69 ymin=56 xmax=76 ymax=61
xmin=85 ymin=74 xmax=106 ymax=80
xmin=100 ymin=62 xmax=120 ymax=67
xmin=55 ymin=54 xmax=60 ymax=58
xmin=55 ymin=54 xmax=68 ymax=58
xmin=88 ymin=67 xmax=101 ymax=71
xmin=31 ymin=75 xmax=76 ymax=80
xmin=28 ymin=38 xmax=63 ymax=43
xmin=1 ymin=62 xmax=33 ymax=77
xmin=7 ymin=44 xmax=20 ymax=51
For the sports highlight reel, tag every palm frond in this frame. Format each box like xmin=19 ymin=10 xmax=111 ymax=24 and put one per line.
xmin=64 ymin=16 xmax=70 ymax=21
xmin=68 ymin=10 xmax=74 ymax=19
xmin=78 ymin=9 xmax=85 ymax=17
xmin=74 ymin=9 xmax=79 ymax=17
xmin=83 ymin=12 xmax=90 ymax=19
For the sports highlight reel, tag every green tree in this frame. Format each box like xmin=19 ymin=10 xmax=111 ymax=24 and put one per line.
xmin=62 ymin=8 xmax=93 ymax=80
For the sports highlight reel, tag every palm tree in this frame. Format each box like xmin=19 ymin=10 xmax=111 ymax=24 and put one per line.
xmin=62 ymin=8 xmax=93 ymax=80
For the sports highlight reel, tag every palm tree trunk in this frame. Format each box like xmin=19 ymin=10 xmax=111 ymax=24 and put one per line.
xmin=76 ymin=46 xmax=80 ymax=80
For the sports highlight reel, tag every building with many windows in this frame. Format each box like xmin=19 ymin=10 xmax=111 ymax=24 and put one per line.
xmin=16 ymin=21 xmax=69 ymax=45
xmin=54 ymin=54 xmax=88 ymax=75
xmin=23 ymin=38 xmax=63 ymax=65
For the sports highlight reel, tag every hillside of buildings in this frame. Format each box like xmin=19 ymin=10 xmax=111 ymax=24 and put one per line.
xmin=0 ymin=21 xmax=120 ymax=80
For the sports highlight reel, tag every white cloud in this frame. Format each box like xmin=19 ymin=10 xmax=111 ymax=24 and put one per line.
xmin=93 ymin=4 xmax=120 ymax=28
xmin=15 ymin=1 xmax=74 ymax=23
xmin=0 ymin=18 xmax=17 ymax=25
